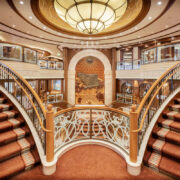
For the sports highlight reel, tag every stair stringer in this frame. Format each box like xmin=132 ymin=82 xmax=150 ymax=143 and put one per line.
xmin=138 ymin=87 xmax=180 ymax=165
xmin=0 ymin=86 xmax=48 ymax=167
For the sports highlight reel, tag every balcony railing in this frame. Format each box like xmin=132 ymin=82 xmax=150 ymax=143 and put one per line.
xmin=54 ymin=107 xmax=130 ymax=154
xmin=117 ymin=60 xmax=141 ymax=70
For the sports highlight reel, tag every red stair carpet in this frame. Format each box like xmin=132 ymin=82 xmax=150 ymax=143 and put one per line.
xmin=0 ymin=91 xmax=40 ymax=179
xmin=144 ymin=94 xmax=180 ymax=179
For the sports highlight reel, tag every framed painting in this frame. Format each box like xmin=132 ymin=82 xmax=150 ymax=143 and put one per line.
xmin=38 ymin=60 xmax=48 ymax=69
xmin=48 ymin=61 xmax=56 ymax=69
xmin=24 ymin=48 xmax=37 ymax=64
xmin=1 ymin=43 xmax=22 ymax=61
xmin=56 ymin=61 xmax=63 ymax=70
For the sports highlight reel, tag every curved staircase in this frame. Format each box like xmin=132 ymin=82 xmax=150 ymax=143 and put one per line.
xmin=144 ymin=93 xmax=180 ymax=179
xmin=0 ymin=91 xmax=40 ymax=179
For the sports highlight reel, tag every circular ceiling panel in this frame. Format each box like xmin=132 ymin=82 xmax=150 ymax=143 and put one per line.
xmin=31 ymin=0 xmax=150 ymax=37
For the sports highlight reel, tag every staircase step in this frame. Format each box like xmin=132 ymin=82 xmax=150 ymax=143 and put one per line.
xmin=162 ymin=110 xmax=179 ymax=121
xmin=0 ymin=118 xmax=24 ymax=133
xmin=0 ymin=136 xmax=35 ymax=162
xmin=0 ymin=110 xmax=19 ymax=121
xmin=146 ymin=152 xmax=180 ymax=179
xmin=153 ymin=127 xmax=180 ymax=146
xmin=0 ymin=127 xmax=29 ymax=145
xmin=169 ymin=104 xmax=180 ymax=112
xmin=0 ymin=149 xmax=40 ymax=179
xmin=148 ymin=138 xmax=180 ymax=161
xmin=174 ymin=98 xmax=180 ymax=104
xmin=0 ymin=103 xmax=13 ymax=112
xmin=0 ymin=97 xmax=7 ymax=104
xmin=159 ymin=156 xmax=180 ymax=179
xmin=158 ymin=118 xmax=180 ymax=133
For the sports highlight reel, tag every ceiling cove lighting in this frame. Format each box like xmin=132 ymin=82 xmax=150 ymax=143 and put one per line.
xmin=54 ymin=0 xmax=128 ymax=34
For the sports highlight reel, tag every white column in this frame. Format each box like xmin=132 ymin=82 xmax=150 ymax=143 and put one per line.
xmin=133 ymin=47 xmax=139 ymax=60
xmin=117 ymin=50 xmax=120 ymax=62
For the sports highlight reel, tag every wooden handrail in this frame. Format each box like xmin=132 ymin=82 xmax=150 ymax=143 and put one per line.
xmin=137 ymin=62 xmax=180 ymax=114
xmin=134 ymin=63 xmax=180 ymax=133
xmin=0 ymin=61 xmax=46 ymax=116
xmin=55 ymin=106 xmax=130 ymax=118
xmin=0 ymin=64 xmax=50 ymax=132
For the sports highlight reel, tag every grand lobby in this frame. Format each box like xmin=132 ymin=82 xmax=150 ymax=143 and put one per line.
xmin=0 ymin=0 xmax=180 ymax=179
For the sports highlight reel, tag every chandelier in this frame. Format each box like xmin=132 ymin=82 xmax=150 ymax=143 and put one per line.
xmin=54 ymin=0 xmax=128 ymax=35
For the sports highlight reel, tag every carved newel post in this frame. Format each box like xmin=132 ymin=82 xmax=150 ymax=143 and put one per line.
xmin=130 ymin=104 xmax=138 ymax=163
xmin=46 ymin=104 xmax=54 ymax=162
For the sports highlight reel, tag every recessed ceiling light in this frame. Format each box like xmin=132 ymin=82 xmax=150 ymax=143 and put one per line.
xmin=165 ymin=25 xmax=169 ymax=28
xmin=171 ymin=37 xmax=175 ymax=40
xmin=43 ymin=26 xmax=46 ymax=29
xmin=27 ymin=31 xmax=29 ymax=34
xmin=19 ymin=1 xmax=24 ymax=5
xmin=157 ymin=1 xmax=162 ymax=5
xmin=12 ymin=24 xmax=15 ymax=28
xmin=135 ymin=27 xmax=138 ymax=30
xmin=29 ymin=16 xmax=32 ymax=19
xmin=148 ymin=16 xmax=152 ymax=20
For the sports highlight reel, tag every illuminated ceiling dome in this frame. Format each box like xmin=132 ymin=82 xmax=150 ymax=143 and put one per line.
xmin=54 ymin=0 xmax=128 ymax=35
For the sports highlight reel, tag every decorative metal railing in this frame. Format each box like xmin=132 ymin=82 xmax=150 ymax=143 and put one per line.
xmin=116 ymin=93 xmax=137 ymax=105
xmin=0 ymin=62 xmax=49 ymax=154
xmin=54 ymin=107 xmax=130 ymax=154
xmin=134 ymin=62 xmax=180 ymax=152
xmin=117 ymin=60 xmax=141 ymax=70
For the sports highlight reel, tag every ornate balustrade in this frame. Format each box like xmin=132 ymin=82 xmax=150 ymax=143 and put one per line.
xmin=0 ymin=62 xmax=49 ymax=155
xmin=54 ymin=107 xmax=130 ymax=154
xmin=1 ymin=60 xmax=179 ymax=175
xmin=131 ymin=62 xmax=180 ymax=162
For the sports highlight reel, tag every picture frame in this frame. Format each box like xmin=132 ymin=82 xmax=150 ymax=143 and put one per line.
xmin=56 ymin=61 xmax=63 ymax=70
xmin=24 ymin=48 xmax=37 ymax=64
xmin=56 ymin=94 xmax=63 ymax=102
xmin=38 ymin=60 xmax=48 ymax=69
xmin=0 ymin=43 xmax=22 ymax=61
xmin=48 ymin=61 xmax=56 ymax=69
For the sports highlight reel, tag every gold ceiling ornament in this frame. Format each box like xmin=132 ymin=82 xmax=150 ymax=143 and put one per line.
xmin=54 ymin=0 xmax=128 ymax=34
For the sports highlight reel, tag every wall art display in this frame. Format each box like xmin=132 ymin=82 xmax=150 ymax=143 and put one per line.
xmin=24 ymin=48 xmax=37 ymax=64
xmin=48 ymin=61 xmax=56 ymax=69
xmin=38 ymin=60 xmax=48 ymax=69
xmin=47 ymin=94 xmax=56 ymax=104
xmin=56 ymin=94 xmax=63 ymax=102
xmin=75 ymin=57 xmax=104 ymax=105
xmin=142 ymin=48 xmax=156 ymax=64
xmin=0 ymin=43 xmax=22 ymax=61
xmin=56 ymin=61 xmax=63 ymax=70
xmin=158 ymin=45 xmax=174 ymax=62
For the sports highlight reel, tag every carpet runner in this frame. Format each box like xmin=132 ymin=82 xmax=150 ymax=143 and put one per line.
xmin=0 ymin=91 xmax=40 ymax=179
xmin=144 ymin=93 xmax=180 ymax=179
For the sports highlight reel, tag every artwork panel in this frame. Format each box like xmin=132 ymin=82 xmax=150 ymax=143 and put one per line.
xmin=1 ymin=43 xmax=22 ymax=61
xmin=38 ymin=60 xmax=48 ymax=69
xmin=48 ymin=61 xmax=56 ymax=69
xmin=24 ymin=48 xmax=37 ymax=64
xmin=56 ymin=61 xmax=63 ymax=70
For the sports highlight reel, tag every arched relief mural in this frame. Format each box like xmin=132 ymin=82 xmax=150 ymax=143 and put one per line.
xmin=68 ymin=49 xmax=112 ymax=105
xmin=75 ymin=57 xmax=104 ymax=105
